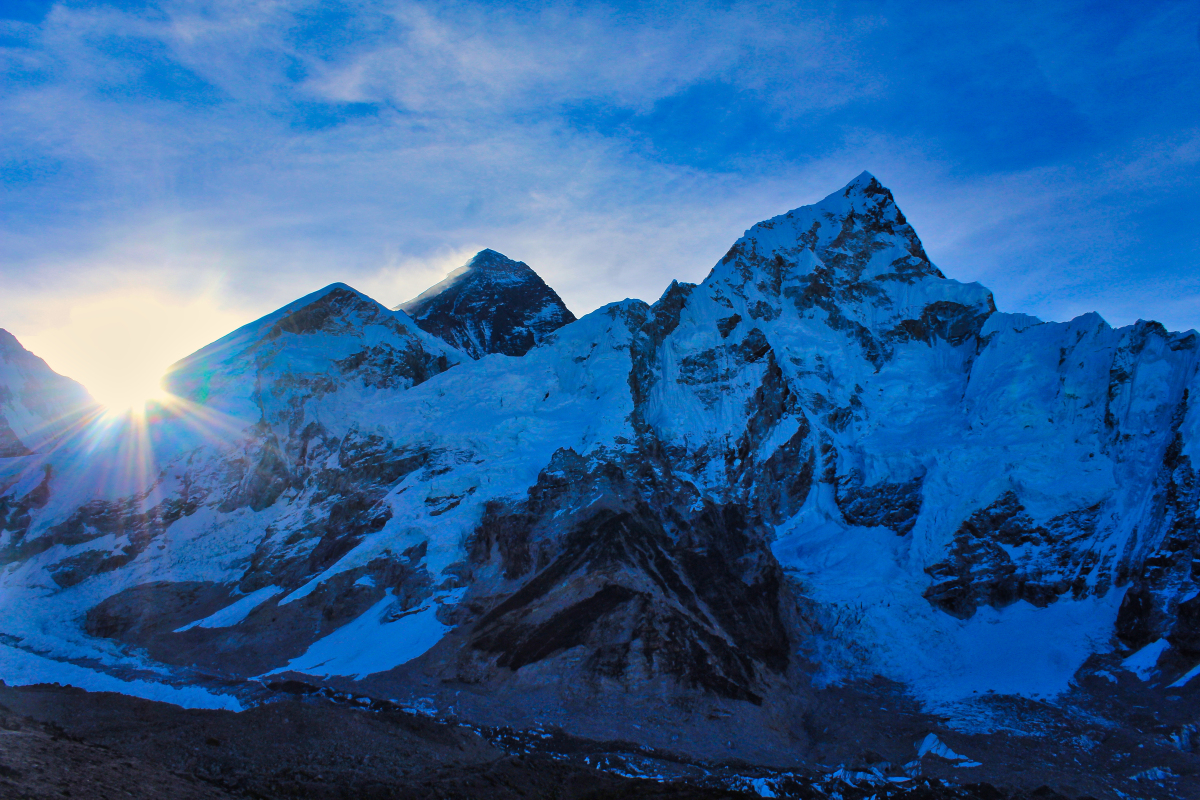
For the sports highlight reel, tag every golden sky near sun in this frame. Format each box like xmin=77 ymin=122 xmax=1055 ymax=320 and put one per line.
xmin=19 ymin=290 xmax=251 ymax=412
xmin=4 ymin=245 xmax=476 ymax=415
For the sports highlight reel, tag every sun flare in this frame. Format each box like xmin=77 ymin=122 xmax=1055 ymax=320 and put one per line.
xmin=19 ymin=288 xmax=248 ymax=417
xmin=92 ymin=370 xmax=173 ymax=416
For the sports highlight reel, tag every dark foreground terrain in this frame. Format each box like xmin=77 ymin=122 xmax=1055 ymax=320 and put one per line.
xmin=0 ymin=682 xmax=1148 ymax=800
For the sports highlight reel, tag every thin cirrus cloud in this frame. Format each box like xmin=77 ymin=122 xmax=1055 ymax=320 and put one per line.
xmin=1 ymin=0 xmax=1198 ymax=401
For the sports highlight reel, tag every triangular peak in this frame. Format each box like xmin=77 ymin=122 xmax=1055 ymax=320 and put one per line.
xmin=163 ymin=280 xmax=462 ymax=413
xmin=842 ymin=169 xmax=879 ymax=193
xmin=464 ymin=248 xmax=531 ymax=270
xmin=821 ymin=170 xmax=898 ymax=212
xmin=397 ymin=249 xmax=540 ymax=312
xmin=0 ymin=328 xmax=24 ymax=354
xmin=167 ymin=281 xmax=395 ymax=373
xmin=689 ymin=171 xmax=997 ymax=369
xmin=397 ymin=249 xmax=576 ymax=359
xmin=272 ymin=282 xmax=386 ymax=319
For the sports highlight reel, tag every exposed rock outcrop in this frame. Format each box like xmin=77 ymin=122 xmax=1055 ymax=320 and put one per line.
xmin=397 ymin=249 xmax=575 ymax=359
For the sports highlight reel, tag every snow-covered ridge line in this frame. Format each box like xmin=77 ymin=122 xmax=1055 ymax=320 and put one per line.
xmin=0 ymin=173 xmax=1196 ymax=782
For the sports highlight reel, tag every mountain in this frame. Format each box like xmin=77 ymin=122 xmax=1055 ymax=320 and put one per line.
xmin=0 ymin=329 xmax=96 ymax=457
xmin=166 ymin=281 xmax=463 ymax=424
xmin=0 ymin=174 xmax=1197 ymax=798
xmin=396 ymin=249 xmax=576 ymax=359
xmin=0 ymin=284 xmax=463 ymax=662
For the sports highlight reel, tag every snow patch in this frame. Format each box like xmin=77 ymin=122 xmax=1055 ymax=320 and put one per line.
xmin=917 ymin=734 xmax=971 ymax=763
xmin=174 ymin=585 xmax=282 ymax=632
xmin=266 ymin=588 xmax=464 ymax=679
xmin=1132 ymin=766 xmax=1176 ymax=782
xmin=0 ymin=642 xmax=242 ymax=710
xmin=1168 ymin=662 xmax=1200 ymax=688
xmin=747 ymin=776 xmax=777 ymax=797
xmin=1121 ymin=639 xmax=1169 ymax=681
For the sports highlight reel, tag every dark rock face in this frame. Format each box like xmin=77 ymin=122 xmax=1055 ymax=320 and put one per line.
xmin=923 ymin=492 xmax=1103 ymax=619
xmin=1116 ymin=582 xmax=1158 ymax=649
xmin=889 ymin=301 xmax=994 ymax=348
xmin=836 ymin=472 xmax=923 ymax=536
xmin=397 ymin=249 xmax=576 ymax=359
xmin=464 ymin=462 xmax=790 ymax=703
xmin=198 ymin=425 xmax=442 ymax=617
xmin=1169 ymin=594 xmax=1200 ymax=656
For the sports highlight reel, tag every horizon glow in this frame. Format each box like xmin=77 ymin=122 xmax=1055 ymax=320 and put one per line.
xmin=20 ymin=289 xmax=249 ymax=412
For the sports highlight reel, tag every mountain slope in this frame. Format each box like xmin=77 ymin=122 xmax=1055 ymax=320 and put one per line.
xmin=628 ymin=172 xmax=1198 ymax=704
xmin=397 ymin=249 xmax=576 ymax=358
xmin=0 ymin=284 xmax=466 ymax=680
xmin=0 ymin=329 xmax=96 ymax=457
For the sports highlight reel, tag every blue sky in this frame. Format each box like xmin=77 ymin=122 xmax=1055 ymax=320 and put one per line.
xmin=2 ymin=0 xmax=1199 ymax=387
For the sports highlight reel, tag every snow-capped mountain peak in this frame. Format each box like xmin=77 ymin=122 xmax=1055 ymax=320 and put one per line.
xmin=719 ymin=170 xmax=949 ymax=293
xmin=397 ymin=249 xmax=576 ymax=359
xmin=165 ymin=282 xmax=463 ymax=421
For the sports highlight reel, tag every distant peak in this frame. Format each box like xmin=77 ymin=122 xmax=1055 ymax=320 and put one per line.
xmin=309 ymin=282 xmax=365 ymax=300
xmin=271 ymin=282 xmax=386 ymax=317
xmin=464 ymin=249 xmax=530 ymax=272
xmin=396 ymin=250 xmax=575 ymax=359
xmin=399 ymin=250 xmax=540 ymax=313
